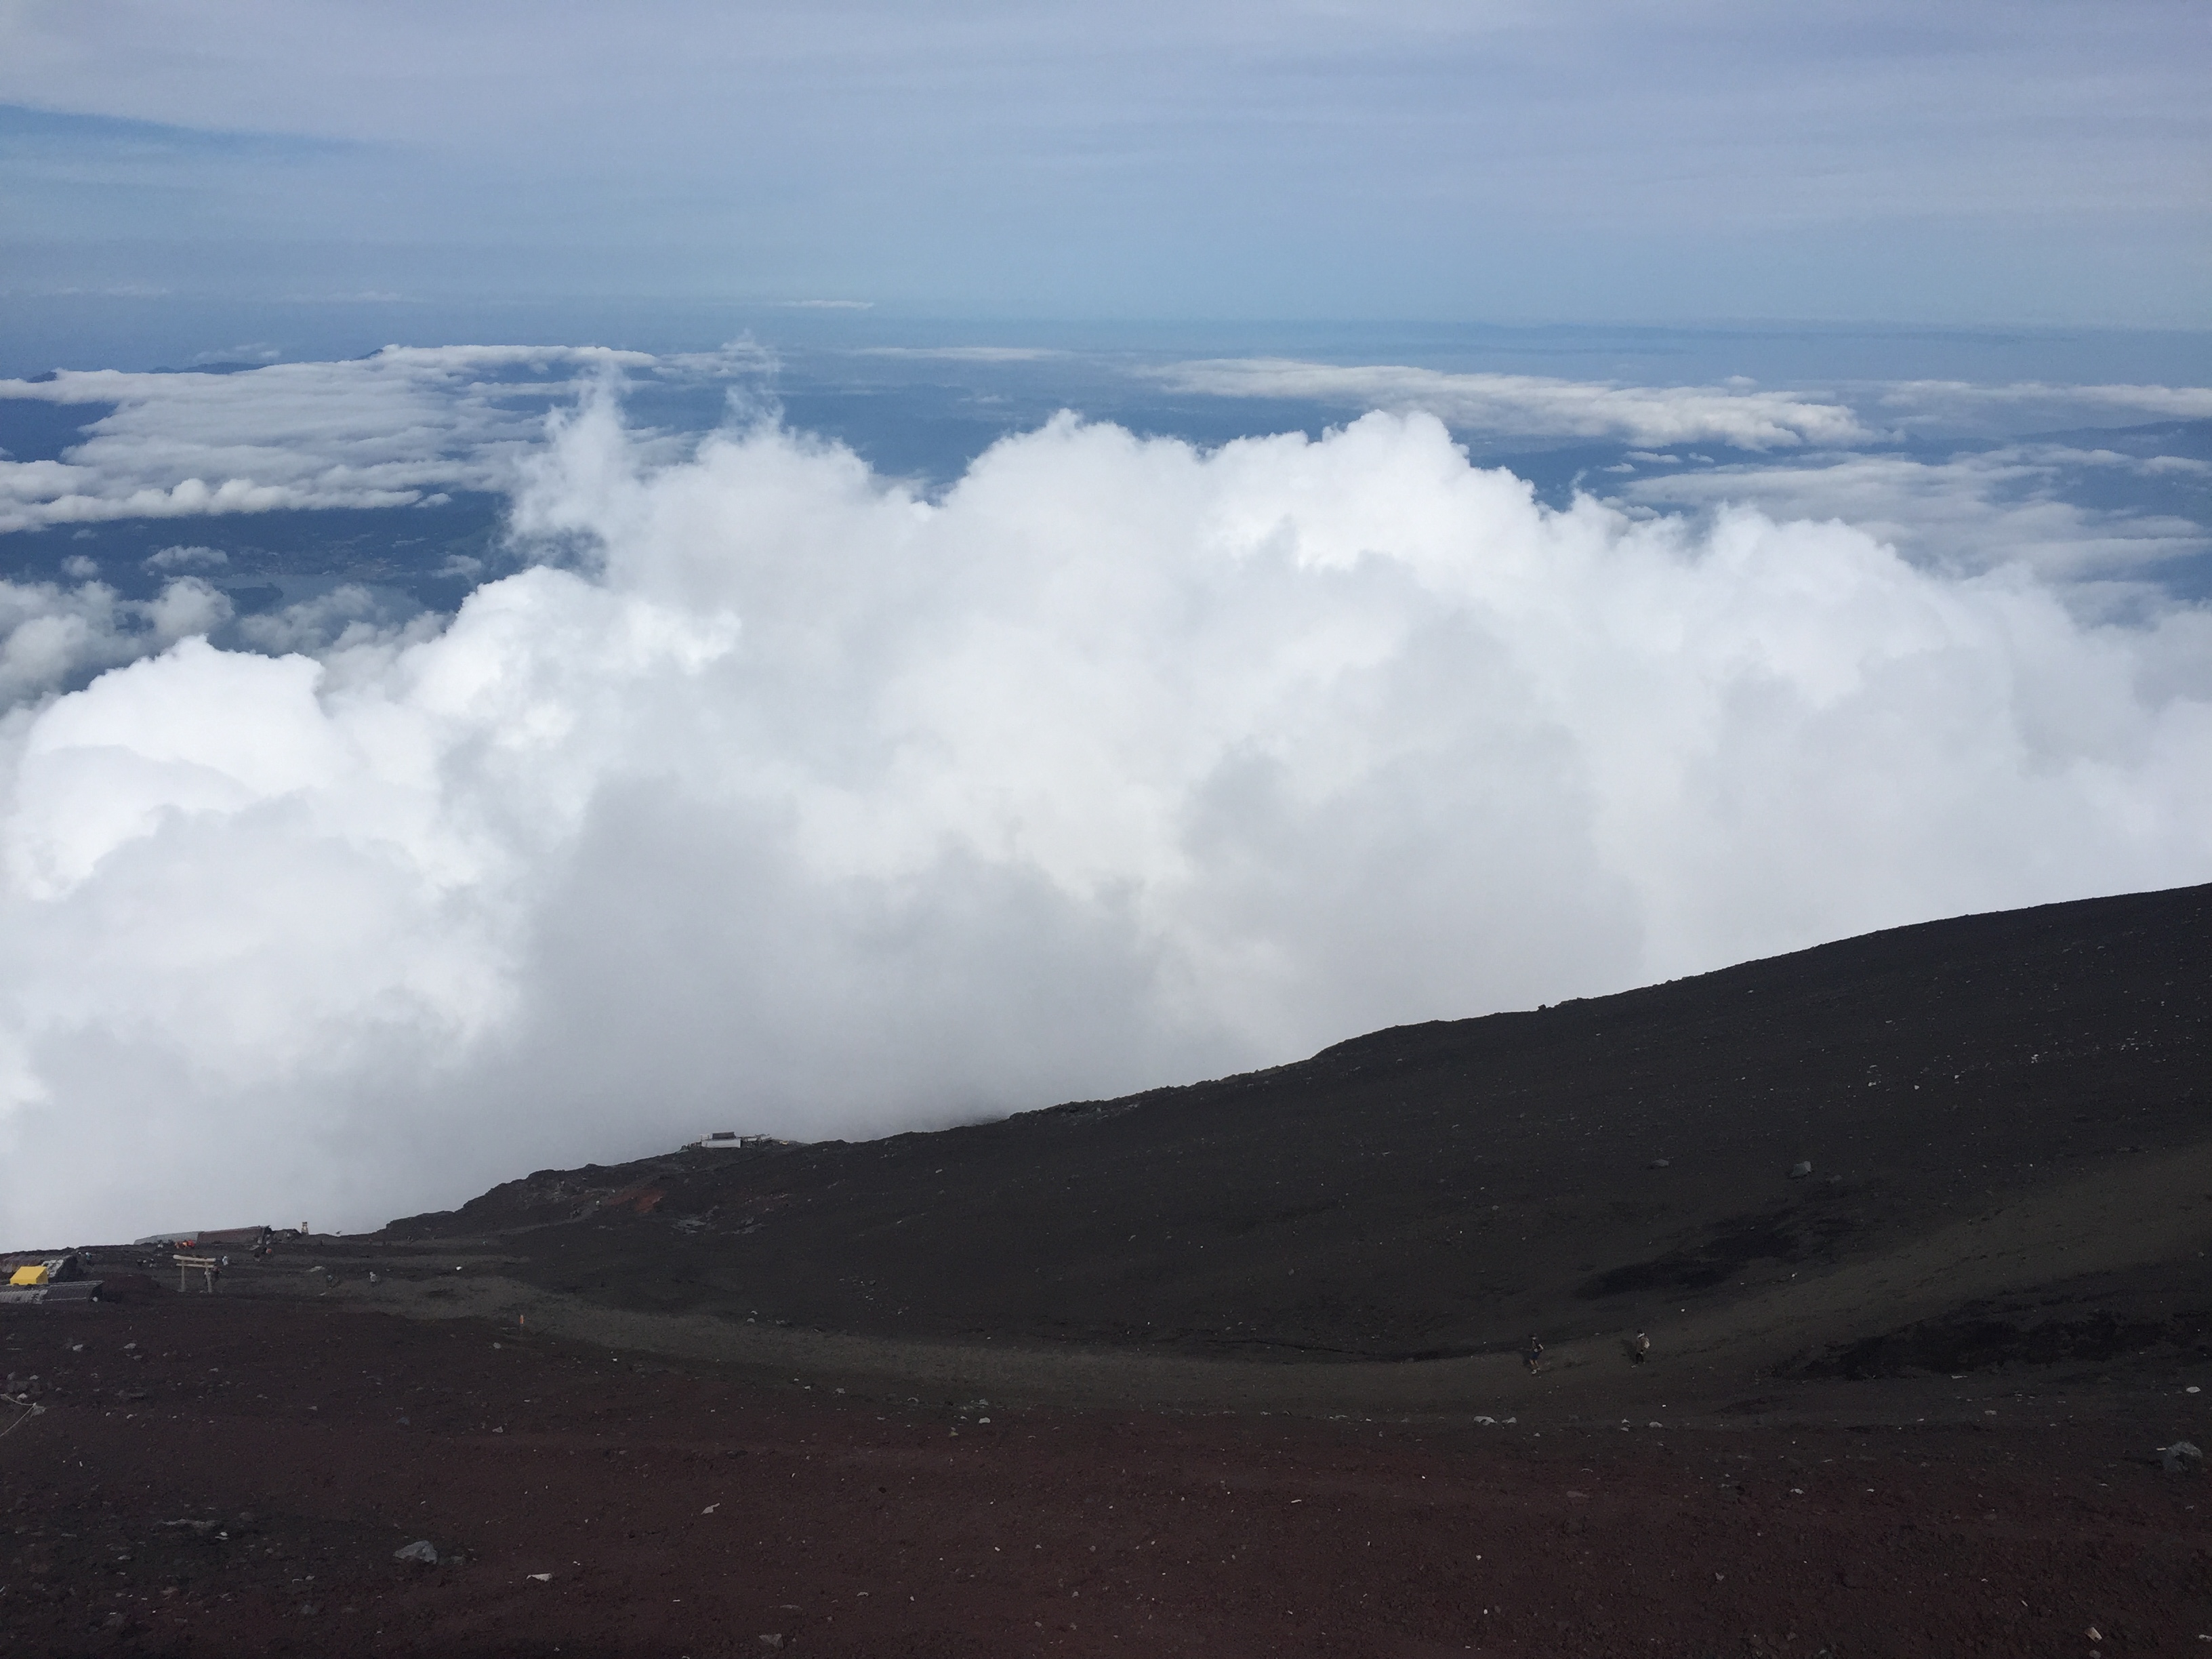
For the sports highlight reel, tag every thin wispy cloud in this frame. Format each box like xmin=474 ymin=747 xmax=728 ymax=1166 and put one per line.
xmin=854 ymin=347 xmax=1063 ymax=363
xmin=1151 ymin=359 xmax=1872 ymax=450
xmin=1877 ymin=380 xmax=2212 ymax=432
xmin=1615 ymin=445 xmax=2212 ymax=588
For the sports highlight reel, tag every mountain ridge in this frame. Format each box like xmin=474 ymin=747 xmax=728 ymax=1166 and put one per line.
xmin=381 ymin=880 xmax=2212 ymax=1377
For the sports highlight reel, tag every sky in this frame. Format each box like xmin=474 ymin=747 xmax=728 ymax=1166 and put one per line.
xmin=0 ymin=3 xmax=2209 ymax=1247
xmin=2 ymin=0 xmax=2208 ymax=323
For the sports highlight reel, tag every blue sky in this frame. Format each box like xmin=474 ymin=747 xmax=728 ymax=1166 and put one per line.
xmin=3 ymin=0 xmax=2207 ymax=323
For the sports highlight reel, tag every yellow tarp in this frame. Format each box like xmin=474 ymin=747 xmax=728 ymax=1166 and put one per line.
xmin=7 ymin=1264 xmax=47 ymax=1286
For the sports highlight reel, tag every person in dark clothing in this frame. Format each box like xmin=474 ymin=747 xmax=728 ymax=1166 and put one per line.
xmin=1523 ymin=1335 xmax=1544 ymax=1373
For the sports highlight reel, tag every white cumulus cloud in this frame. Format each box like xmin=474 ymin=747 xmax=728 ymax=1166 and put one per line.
xmin=3 ymin=395 xmax=2210 ymax=1248
xmin=0 ymin=575 xmax=233 ymax=709
xmin=144 ymin=544 xmax=229 ymax=571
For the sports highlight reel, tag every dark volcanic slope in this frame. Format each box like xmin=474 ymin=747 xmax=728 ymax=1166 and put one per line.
xmin=388 ymin=883 xmax=2212 ymax=1365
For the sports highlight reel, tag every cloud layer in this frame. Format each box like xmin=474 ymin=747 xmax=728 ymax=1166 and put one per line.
xmin=0 ymin=346 xmax=652 ymax=531
xmin=1618 ymin=445 xmax=2212 ymax=588
xmin=1151 ymin=359 xmax=1871 ymax=449
xmin=4 ymin=394 xmax=2211 ymax=1246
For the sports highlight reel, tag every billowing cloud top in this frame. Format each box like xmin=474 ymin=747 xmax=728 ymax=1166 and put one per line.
xmin=3 ymin=370 xmax=2211 ymax=1247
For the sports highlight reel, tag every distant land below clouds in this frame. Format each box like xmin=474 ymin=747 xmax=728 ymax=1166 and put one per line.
xmin=1 ymin=322 xmax=2210 ymax=1246
xmin=3 ymin=329 xmax=2207 ymax=605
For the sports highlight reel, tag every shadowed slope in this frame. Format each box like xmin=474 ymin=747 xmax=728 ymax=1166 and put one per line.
xmin=386 ymin=883 xmax=2212 ymax=1370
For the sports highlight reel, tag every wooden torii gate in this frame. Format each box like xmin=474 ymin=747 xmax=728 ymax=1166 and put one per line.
xmin=172 ymin=1254 xmax=220 ymax=1294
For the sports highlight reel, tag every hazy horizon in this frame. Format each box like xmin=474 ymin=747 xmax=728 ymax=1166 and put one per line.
xmin=5 ymin=1 xmax=2208 ymax=326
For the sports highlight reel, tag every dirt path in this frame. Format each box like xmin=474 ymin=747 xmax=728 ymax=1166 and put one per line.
xmin=209 ymin=1136 xmax=2212 ymax=1425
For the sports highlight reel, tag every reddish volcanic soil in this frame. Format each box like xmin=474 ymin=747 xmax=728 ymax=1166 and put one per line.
xmin=5 ymin=1293 xmax=2210 ymax=1659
